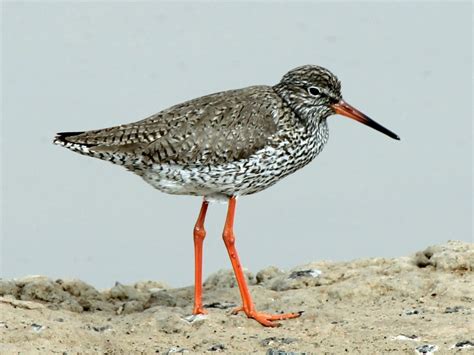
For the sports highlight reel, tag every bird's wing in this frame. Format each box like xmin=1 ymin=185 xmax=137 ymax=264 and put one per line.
xmin=57 ymin=86 xmax=283 ymax=165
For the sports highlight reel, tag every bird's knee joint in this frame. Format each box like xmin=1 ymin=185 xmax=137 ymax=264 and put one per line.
xmin=194 ymin=226 xmax=206 ymax=241
xmin=222 ymin=229 xmax=235 ymax=246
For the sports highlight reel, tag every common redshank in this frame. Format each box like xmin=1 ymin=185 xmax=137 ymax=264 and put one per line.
xmin=54 ymin=65 xmax=399 ymax=327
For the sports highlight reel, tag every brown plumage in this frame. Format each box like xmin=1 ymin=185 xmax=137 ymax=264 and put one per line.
xmin=56 ymin=86 xmax=282 ymax=165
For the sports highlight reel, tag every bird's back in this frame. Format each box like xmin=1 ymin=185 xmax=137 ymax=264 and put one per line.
xmin=54 ymin=86 xmax=289 ymax=167
xmin=54 ymin=84 xmax=329 ymax=198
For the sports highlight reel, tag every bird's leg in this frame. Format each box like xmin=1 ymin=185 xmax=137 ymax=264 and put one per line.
xmin=222 ymin=197 xmax=302 ymax=327
xmin=192 ymin=200 xmax=209 ymax=315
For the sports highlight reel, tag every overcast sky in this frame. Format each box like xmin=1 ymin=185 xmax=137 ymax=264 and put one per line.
xmin=2 ymin=2 xmax=472 ymax=288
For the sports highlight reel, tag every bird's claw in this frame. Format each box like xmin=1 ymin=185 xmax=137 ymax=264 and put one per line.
xmin=231 ymin=306 xmax=303 ymax=327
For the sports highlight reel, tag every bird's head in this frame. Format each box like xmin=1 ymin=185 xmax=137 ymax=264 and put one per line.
xmin=274 ymin=65 xmax=399 ymax=140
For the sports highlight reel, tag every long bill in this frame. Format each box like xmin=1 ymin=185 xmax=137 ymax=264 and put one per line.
xmin=331 ymin=100 xmax=400 ymax=140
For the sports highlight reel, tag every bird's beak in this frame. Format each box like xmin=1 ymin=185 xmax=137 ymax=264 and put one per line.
xmin=331 ymin=99 xmax=400 ymax=140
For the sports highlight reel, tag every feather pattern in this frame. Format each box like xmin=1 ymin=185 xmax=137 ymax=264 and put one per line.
xmin=54 ymin=65 xmax=340 ymax=199
xmin=56 ymin=86 xmax=283 ymax=165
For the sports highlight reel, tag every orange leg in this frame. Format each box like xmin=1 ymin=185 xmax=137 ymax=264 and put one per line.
xmin=222 ymin=197 xmax=302 ymax=327
xmin=192 ymin=200 xmax=209 ymax=315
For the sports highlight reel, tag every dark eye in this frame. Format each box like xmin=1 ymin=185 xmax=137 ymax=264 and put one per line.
xmin=308 ymin=86 xmax=321 ymax=96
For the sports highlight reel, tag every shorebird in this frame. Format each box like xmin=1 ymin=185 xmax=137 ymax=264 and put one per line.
xmin=54 ymin=65 xmax=399 ymax=327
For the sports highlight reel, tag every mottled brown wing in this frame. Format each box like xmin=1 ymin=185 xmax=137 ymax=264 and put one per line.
xmin=61 ymin=86 xmax=282 ymax=165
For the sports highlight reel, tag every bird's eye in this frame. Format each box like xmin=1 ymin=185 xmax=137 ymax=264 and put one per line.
xmin=308 ymin=87 xmax=321 ymax=96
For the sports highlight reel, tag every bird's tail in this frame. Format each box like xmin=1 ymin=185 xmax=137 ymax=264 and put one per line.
xmin=54 ymin=130 xmax=120 ymax=165
xmin=53 ymin=130 xmax=142 ymax=167
xmin=53 ymin=131 xmax=95 ymax=156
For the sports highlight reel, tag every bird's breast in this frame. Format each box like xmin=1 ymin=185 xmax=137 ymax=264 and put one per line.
xmin=135 ymin=119 xmax=329 ymax=198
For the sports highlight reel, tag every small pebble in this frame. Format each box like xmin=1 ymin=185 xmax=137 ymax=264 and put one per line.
xmin=404 ymin=308 xmax=421 ymax=315
xmin=208 ymin=344 xmax=226 ymax=351
xmin=288 ymin=269 xmax=322 ymax=279
xmin=454 ymin=340 xmax=474 ymax=349
xmin=261 ymin=337 xmax=297 ymax=346
xmin=266 ymin=349 xmax=303 ymax=355
xmin=331 ymin=320 xmax=347 ymax=325
xmin=31 ymin=323 xmax=44 ymax=333
xmin=444 ymin=306 xmax=463 ymax=313
xmin=204 ymin=301 xmax=236 ymax=309
xmin=415 ymin=344 xmax=438 ymax=354
xmin=182 ymin=314 xmax=207 ymax=323
xmin=91 ymin=325 xmax=112 ymax=332
xmin=413 ymin=251 xmax=433 ymax=268
xmin=393 ymin=334 xmax=419 ymax=341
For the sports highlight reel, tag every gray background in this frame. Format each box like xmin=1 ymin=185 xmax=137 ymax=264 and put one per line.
xmin=2 ymin=2 xmax=472 ymax=289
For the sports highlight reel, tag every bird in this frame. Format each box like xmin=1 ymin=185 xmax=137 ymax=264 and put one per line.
xmin=54 ymin=65 xmax=399 ymax=327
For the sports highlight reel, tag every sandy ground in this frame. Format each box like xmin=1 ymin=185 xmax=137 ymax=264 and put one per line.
xmin=1 ymin=240 xmax=473 ymax=354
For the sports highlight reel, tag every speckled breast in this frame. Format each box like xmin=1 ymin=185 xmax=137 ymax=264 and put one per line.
xmin=139 ymin=119 xmax=329 ymax=200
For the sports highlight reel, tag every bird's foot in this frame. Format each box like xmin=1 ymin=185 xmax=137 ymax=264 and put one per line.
xmin=192 ymin=305 xmax=208 ymax=315
xmin=231 ymin=306 xmax=303 ymax=327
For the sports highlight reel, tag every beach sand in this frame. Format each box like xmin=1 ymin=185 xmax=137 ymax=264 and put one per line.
xmin=1 ymin=240 xmax=472 ymax=354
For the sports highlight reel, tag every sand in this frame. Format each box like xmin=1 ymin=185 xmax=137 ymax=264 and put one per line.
xmin=1 ymin=240 xmax=473 ymax=354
